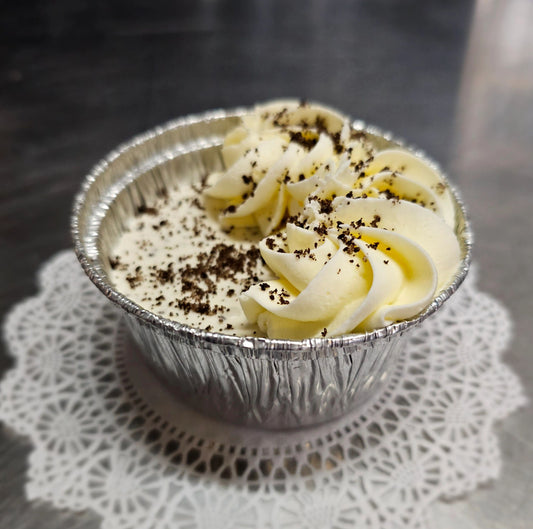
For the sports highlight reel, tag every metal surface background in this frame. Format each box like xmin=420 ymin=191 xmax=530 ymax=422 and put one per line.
xmin=1 ymin=0 xmax=532 ymax=526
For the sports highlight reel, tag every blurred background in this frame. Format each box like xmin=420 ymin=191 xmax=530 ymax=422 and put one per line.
xmin=1 ymin=1 xmax=532 ymax=527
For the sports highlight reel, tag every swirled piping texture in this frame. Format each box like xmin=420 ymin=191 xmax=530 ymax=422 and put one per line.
xmin=205 ymin=101 xmax=461 ymax=338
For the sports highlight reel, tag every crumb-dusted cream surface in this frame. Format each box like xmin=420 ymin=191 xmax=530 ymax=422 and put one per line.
xmin=108 ymin=184 xmax=273 ymax=336
xmin=109 ymin=100 xmax=461 ymax=339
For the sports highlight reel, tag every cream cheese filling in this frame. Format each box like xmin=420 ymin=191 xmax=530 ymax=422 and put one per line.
xmin=110 ymin=100 xmax=461 ymax=339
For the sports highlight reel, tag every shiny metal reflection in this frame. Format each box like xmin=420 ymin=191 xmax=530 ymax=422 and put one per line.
xmin=72 ymin=107 xmax=472 ymax=429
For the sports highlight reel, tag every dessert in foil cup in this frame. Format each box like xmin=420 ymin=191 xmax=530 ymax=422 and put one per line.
xmin=72 ymin=102 xmax=472 ymax=429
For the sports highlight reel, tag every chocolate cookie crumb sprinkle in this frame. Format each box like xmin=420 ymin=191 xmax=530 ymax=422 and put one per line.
xmin=110 ymin=186 xmax=268 ymax=335
xmin=108 ymin=101 xmax=459 ymax=340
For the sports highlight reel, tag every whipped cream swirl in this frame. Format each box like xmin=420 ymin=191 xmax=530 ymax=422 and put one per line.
xmin=204 ymin=100 xmax=374 ymax=235
xmin=205 ymin=101 xmax=461 ymax=339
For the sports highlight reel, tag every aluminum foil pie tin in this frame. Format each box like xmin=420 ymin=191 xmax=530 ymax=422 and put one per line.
xmin=72 ymin=107 xmax=472 ymax=430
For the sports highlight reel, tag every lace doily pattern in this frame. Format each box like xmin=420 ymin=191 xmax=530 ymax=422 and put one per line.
xmin=0 ymin=251 xmax=526 ymax=529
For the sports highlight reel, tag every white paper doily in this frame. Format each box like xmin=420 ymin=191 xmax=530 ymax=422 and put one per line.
xmin=0 ymin=250 xmax=527 ymax=529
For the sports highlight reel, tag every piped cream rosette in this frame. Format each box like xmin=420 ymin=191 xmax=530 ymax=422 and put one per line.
xmin=204 ymin=101 xmax=461 ymax=339
xmin=240 ymin=195 xmax=459 ymax=339
xmin=204 ymin=100 xmax=374 ymax=235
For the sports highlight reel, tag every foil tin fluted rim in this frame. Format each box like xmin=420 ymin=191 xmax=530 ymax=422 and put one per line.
xmin=71 ymin=105 xmax=473 ymax=362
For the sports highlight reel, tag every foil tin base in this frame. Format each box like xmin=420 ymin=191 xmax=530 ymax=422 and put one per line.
xmin=125 ymin=313 xmax=405 ymax=429
xmin=72 ymin=105 xmax=472 ymax=430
